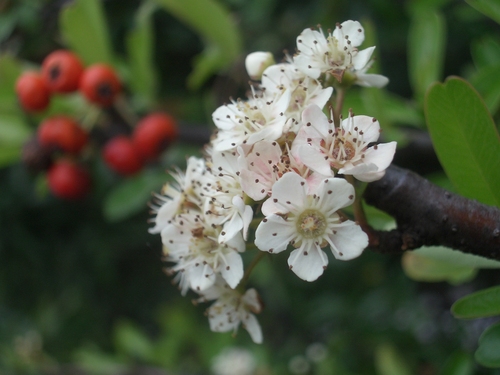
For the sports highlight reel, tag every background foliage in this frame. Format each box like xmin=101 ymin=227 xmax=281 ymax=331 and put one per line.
xmin=1 ymin=0 xmax=500 ymax=374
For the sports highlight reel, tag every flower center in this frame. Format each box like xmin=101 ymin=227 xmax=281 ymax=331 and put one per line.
xmin=296 ymin=209 xmax=327 ymax=239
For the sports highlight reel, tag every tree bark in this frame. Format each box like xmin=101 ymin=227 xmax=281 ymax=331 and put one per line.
xmin=363 ymin=165 xmax=500 ymax=260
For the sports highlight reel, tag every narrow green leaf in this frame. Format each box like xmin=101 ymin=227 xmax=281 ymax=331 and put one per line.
xmin=126 ymin=1 xmax=158 ymax=106
xmin=59 ymin=0 xmax=113 ymax=65
xmin=0 ymin=54 xmax=23 ymax=114
xmin=441 ymin=351 xmax=474 ymax=375
xmin=425 ymin=77 xmax=500 ymax=206
xmin=471 ymin=36 xmax=500 ymax=69
xmin=475 ymin=322 xmax=500 ymax=367
xmin=466 ymin=0 xmax=500 ymax=25
xmin=103 ymin=170 xmax=169 ymax=222
xmin=408 ymin=7 xmax=446 ymax=101
xmin=0 ymin=114 xmax=33 ymax=145
xmin=452 ymin=285 xmax=500 ymax=319
xmin=114 ymin=320 xmax=153 ymax=361
xmin=154 ymin=0 xmax=242 ymax=90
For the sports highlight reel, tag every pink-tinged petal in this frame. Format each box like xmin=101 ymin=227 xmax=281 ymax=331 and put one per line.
xmin=355 ymin=73 xmax=389 ymax=88
xmin=189 ymin=263 xmax=216 ymax=292
xmin=326 ymin=222 xmax=368 ymax=260
xmin=287 ymin=242 xmax=328 ymax=281
xmin=340 ymin=20 xmax=365 ymax=47
xmin=342 ymin=115 xmax=380 ymax=143
xmin=315 ymin=177 xmax=355 ymax=212
xmin=254 ymin=215 xmax=295 ymax=253
xmin=297 ymin=144 xmax=333 ymax=176
xmin=220 ymin=251 xmax=244 ymax=289
xmin=240 ymin=169 xmax=270 ymax=201
xmin=243 ymin=313 xmax=263 ymax=344
xmin=363 ymin=142 xmax=397 ymax=171
xmin=353 ymin=46 xmax=375 ymax=70
xmin=302 ymin=104 xmax=330 ymax=138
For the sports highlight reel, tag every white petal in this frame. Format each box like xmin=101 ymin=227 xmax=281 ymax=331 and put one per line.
xmin=340 ymin=20 xmax=365 ymax=47
xmin=294 ymin=54 xmax=321 ymax=79
xmin=363 ymin=142 xmax=397 ymax=171
xmin=353 ymin=46 xmax=375 ymax=70
xmin=355 ymin=73 xmax=389 ymax=88
xmin=254 ymin=215 xmax=295 ymax=254
xmin=212 ymin=105 xmax=238 ymax=130
xmin=302 ymin=104 xmax=330 ymax=138
xmin=315 ymin=177 xmax=355 ymax=212
xmin=240 ymin=169 xmax=269 ymax=201
xmin=342 ymin=115 xmax=380 ymax=143
xmin=243 ymin=313 xmax=263 ymax=344
xmin=327 ymin=222 xmax=368 ymax=260
xmin=287 ymin=242 xmax=328 ymax=281
xmin=264 ymin=172 xmax=307 ymax=215
xmin=189 ymin=263 xmax=216 ymax=292
xmin=220 ymin=251 xmax=244 ymax=288
xmin=353 ymin=170 xmax=386 ymax=182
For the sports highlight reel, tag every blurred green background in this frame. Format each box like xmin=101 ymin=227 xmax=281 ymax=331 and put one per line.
xmin=1 ymin=0 xmax=500 ymax=374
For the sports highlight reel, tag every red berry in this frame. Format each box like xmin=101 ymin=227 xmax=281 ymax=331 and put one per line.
xmin=42 ymin=50 xmax=84 ymax=93
xmin=132 ymin=113 xmax=178 ymax=162
xmin=15 ymin=72 xmax=51 ymax=112
xmin=79 ymin=64 xmax=121 ymax=106
xmin=38 ymin=116 xmax=88 ymax=154
xmin=102 ymin=136 xmax=143 ymax=176
xmin=47 ymin=160 xmax=91 ymax=200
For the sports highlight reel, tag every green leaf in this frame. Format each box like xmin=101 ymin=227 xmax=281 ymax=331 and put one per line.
xmin=126 ymin=1 xmax=158 ymax=107
xmin=0 ymin=114 xmax=32 ymax=167
xmin=469 ymin=65 xmax=500 ymax=114
xmin=471 ymin=36 xmax=500 ymax=69
xmin=103 ymin=169 xmax=170 ymax=222
xmin=402 ymin=249 xmax=477 ymax=285
xmin=466 ymin=0 xmax=500 ymax=25
xmin=408 ymin=7 xmax=446 ymax=101
xmin=452 ymin=285 xmax=500 ymax=319
xmin=425 ymin=77 xmax=500 ymax=207
xmin=441 ymin=351 xmax=474 ymax=375
xmin=59 ymin=0 xmax=113 ymax=65
xmin=113 ymin=320 xmax=153 ymax=361
xmin=0 ymin=54 xmax=23 ymax=114
xmin=475 ymin=322 xmax=500 ymax=367
xmin=154 ymin=0 xmax=242 ymax=90
xmin=375 ymin=344 xmax=413 ymax=375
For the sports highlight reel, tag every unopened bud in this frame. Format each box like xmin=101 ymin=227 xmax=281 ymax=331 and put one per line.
xmin=245 ymin=52 xmax=275 ymax=80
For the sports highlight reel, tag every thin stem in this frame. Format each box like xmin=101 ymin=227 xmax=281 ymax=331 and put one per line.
xmin=346 ymin=175 xmax=377 ymax=244
xmin=334 ymin=87 xmax=345 ymax=127
xmin=238 ymin=250 xmax=266 ymax=290
xmin=113 ymin=95 xmax=139 ymax=127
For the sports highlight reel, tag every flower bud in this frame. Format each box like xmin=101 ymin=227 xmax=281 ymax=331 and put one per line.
xmin=245 ymin=52 xmax=275 ymax=80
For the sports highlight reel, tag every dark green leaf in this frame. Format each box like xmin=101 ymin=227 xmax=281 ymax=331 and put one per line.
xmin=126 ymin=1 xmax=158 ymax=107
xmin=59 ymin=0 xmax=113 ymax=65
xmin=408 ymin=7 xmax=446 ymax=101
xmin=425 ymin=77 xmax=500 ymax=206
xmin=154 ymin=0 xmax=242 ymax=90
xmin=469 ymin=65 xmax=500 ymax=114
xmin=452 ymin=285 xmax=500 ymax=319
xmin=466 ymin=0 xmax=500 ymax=25
xmin=475 ymin=322 xmax=500 ymax=367
xmin=471 ymin=36 xmax=500 ymax=69
xmin=103 ymin=169 xmax=170 ymax=222
xmin=441 ymin=351 xmax=474 ymax=375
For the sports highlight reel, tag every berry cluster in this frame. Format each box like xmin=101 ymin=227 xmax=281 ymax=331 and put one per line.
xmin=16 ymin=49 xmax=178 ymax=200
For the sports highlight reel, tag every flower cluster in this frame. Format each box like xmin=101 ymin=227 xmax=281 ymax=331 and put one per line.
xmin=150 ymin=20 xmax=396 ymax=343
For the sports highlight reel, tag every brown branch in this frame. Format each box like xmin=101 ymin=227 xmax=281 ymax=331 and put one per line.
xmin=363 ymin=165 xmax=500 ymax=260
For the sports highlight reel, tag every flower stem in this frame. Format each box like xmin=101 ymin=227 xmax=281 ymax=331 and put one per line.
xmin=334 ymin=87 xmax=345 ymax=127
xmin=239 ymin=250 xmax=266 ymax=290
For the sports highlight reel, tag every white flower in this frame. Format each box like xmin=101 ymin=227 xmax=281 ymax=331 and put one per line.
xmin=294 ymin=104 xmax=396 ymax=182
xmin=293 ymin=21 xmax=376 ymax=83
xmin=254 ymin=172 xmax=368 ymax=281
xmin=198 ymin=279 xmax=263 ymax=344
xmin=211 ymin=89 xmax=291 ymax=151
xmin=162 ymin=210 xmax=245 ymax=293
xmin=261 ymin=63 xmax=333 ymax=131
xmin=245 ymin=51 xmax=275 ymax=80
xmin=238 ymin=140 xmax=326 ymax=201
xmin=205 ymin=150 xmax=253 ymax=242
xmin=148 ymin=157 xmax=207 ymax=234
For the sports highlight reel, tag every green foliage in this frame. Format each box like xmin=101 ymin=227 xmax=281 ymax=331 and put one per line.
xmin=475 ymin=322 xmax=500 ymax=368
xmin=425 ymin=77 xmax=500 ymax=207
xmin=440 ymin=351 xmax=475 ymax=375
xmin=153 ymin=0 xmax=242 ymax=90
xmin=59 ymin=0 xmax=114 ymax=65
xmin=452 ymin=285 xmax=500 ymax=319
xmin=408 ymin=5 xmax=446 ymax=102
xmin=466 ymin=0 xmax=500 ymax=24
xmin=126 ymin=1 xmax=158 ymax=108
xmin=374 ymin=344 xmax=413 ymax=375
